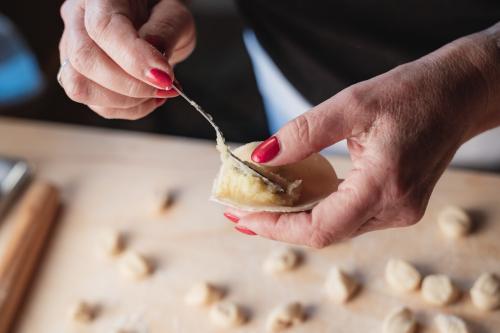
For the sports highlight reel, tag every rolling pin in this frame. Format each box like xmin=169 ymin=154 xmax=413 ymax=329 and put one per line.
xmin=0 ymin=181 xmax=59 ymax=333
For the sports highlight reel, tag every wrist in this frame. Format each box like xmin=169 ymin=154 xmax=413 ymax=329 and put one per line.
xmin=416 ymin=23 xmax=500 ymax=141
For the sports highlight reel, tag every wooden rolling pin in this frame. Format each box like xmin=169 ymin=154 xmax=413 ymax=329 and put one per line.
xmin=0 ymin=181 xmax=59 ymax=333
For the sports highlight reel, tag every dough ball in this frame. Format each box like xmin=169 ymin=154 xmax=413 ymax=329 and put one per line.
xmin=324 ymin=267 xmax=358 ymax=303
xmin=266 ymin=302 xmax=305 ymax=332
xmin=184 ymin=282 xmax=223 ymax=306
xmin=470 ymin=273 xmax=500 ymax=311
xmin=435 ymin=314 xmax=468 ymax=333
xmin=119 ymin=251 xmax=152 ymax=280
xmin=385 ymin=259 xmax=422 ymax=292
xmin=69 ymin=301 xmax=97 ymax=323
xmin=98 ymin=229 xmax=124 ymax=257
xmin=263 ymin=248 xmax=301 ymax=274
xmin=209 ymin=301 xmax=246 ymax=327
xmin=382 ymin=307 xmax=416 ymax=333
xmin=421 ymin=274 xmax=459 ymax=306
xmin=437 ymin=206 xmax=472 ymax=238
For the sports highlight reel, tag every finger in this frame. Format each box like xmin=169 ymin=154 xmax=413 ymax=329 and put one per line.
xmin=234 ymin=168 xmax=381 ymax=248
xmin=139 ymin=0 xmax=196 ymax=64
xmin=88 ymin=98 xmax=167 ymax=120
xmin=59 ymin=61 xmax=165 ymax=108
xmin=61 ymin=0 xmax=162 ymax=98
xmin=84 ymin=0 xmax=174 ymax=89
xmin=251 ymin=89 xmax=373 ymax=166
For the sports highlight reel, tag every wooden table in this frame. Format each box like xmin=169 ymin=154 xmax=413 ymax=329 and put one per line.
xmin=0 ymin=117 xmax=498 ymax=333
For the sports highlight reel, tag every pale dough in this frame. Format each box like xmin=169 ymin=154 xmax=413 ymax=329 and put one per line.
xmin=209 ymin=301 xmax=246 ymax=327
xmin=385 ymin=259 xmax=422 ymax=292
xmin=382 ymin=307 xmax=417 ymax=333
xmin=324 ymin=267 xmax=358 ymax=303
xmin=266 ymin=302 xmax=305 ymax=332
xmin=470 ymin=272 xmax=500 ymax=311
xmin=119 ymin=251 xmax=152 ymax=280
xmin=437 ymin=206 xmax=472 ymax=238
xmin=263 ymin=248 xmax=301 ymax=274
xmin=421 ymin=274 xmax=459 ymax=306
xmin=184 ymin=282 xmax=223 ymax=306
xmin=69 ymin=301 xmax=96 ymax=323
xmin=435 ymin=314 xmax=468 ymax=333
xmin=98 ymin=229 xmax=124 ymax=257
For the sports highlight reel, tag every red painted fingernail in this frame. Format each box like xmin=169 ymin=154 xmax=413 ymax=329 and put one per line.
xmin=251 ymin=136 xmax=280 ymax=163
xmin=235 ymin=226 xmax=256 ymax=236
xmin=149 ymin=68 xmax=172 ymax=89
xmin=224 ymin=212 xmax=239 ymax=223
xmin=156 ymin=89 xmax=178 ymax=98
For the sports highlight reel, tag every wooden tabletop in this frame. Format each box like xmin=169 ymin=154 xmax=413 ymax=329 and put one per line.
xmin=0 ymin=117 xmax=498 ymax=333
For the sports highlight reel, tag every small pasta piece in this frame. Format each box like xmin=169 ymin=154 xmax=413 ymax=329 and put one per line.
xmin=325 ymin=267 xmax=358 ymax=303
xmin=385 ymin=259 xmax=422 ymax=292
xmin=437 ymin=206 xmax=472 ymax=238
xmin=382 ymin=307 xmax=417 ymax=333
xmin=263 ymin=248 xmax=301 ymax=274
xmin=470 ymin=273 xmax=500 ymax=311
xmin=421 ymin=274 xmax=459 ymax=306
xmin=119 ymin=251 xmax=153 ymax=280
xmin=69 ymin=301 xmax=97 ymax=323
xmin=210 ymin=301 xmax=246 ymax=327
xmin=266 ymin=302 xmax=305 ymax=332
xmin=435 ymin=314 xmax=468 ymax=333
xmin=185 ymin=282 xmax=223 ymax=306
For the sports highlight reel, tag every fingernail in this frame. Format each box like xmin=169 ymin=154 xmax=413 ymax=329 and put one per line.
xmin=224 ymin=212 xmax=239 ymax=223
xmin=156 ymin=89 xmax=178 ymax=98
xmin=149 ymin=68 xmax=172 ymax=89
xmin=251 ymin=136 xmax=280 ymax=163
xmin=235 ymin=226 xmax=256 ymax=236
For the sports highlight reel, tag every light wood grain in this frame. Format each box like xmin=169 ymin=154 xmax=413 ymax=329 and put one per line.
xmin=0 ymin=117 xmax=498 ymax=333
xmin=0 ymin=181 xmax=59 ymax=333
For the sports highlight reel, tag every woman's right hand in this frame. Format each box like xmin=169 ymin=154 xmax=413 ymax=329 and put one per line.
xmin=58 ymin=0 xmax=195 ymax=120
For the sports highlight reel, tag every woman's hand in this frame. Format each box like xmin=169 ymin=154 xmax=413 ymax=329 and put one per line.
xmin=58 ymin=0 xmax=195 ymax=119
xmin=225 ymin=24 xmax=500 ymax=248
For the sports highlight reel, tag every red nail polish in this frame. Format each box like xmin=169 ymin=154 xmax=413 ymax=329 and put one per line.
xmin=156 ymin=89 xmax=178 ymax=98
xmin=251 ymin=136 xmax=280 ymax=163
xmin=235 ymin=226 xmax=256 ymax=236
xmin=224 ymin=212 xmax=239 ymax=223
xmin=149 ymin=68 xmax=172 ymax=89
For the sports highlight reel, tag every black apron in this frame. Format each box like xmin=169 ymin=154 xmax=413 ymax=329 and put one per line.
xmin=236 ymin=0 xmax=500 ymax=105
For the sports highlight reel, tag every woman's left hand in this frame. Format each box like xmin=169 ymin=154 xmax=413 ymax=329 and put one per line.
xmin=224 ymin=25 xmax=500 ymax=248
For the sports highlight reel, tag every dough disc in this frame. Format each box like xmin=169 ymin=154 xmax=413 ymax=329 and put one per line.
xmin=211 ymin=142 xmax=339 ymax=212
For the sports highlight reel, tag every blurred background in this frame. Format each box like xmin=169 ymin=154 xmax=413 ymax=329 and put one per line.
xmin=0 ymin=0 xmax=270 ymax=142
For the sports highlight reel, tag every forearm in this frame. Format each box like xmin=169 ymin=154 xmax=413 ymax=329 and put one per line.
xmin=416 ymin=22 xmax=500 ymax=140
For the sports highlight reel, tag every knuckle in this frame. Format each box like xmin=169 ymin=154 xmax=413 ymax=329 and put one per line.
xmin=308 ymin=231 xmax=330 ymax=249
xmin=124 ymin=80 xmax=152 ymax=98
xmin=60 ymin=1 xmax=70 ymax=21
xmin=290 ymin=115 xmax=313 ymax=146
xmin=70 ymin=40 xmax=95 ymax=74
xmin=65 ymin=73 xmax=89 ymax=103
xmin=91 ymin=106 xmax=116 ymax=120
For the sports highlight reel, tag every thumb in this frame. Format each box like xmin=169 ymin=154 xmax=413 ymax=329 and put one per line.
xmin=139 ymin=0 xmax=196 ymax=65
xmin=251 ymin=91 xmax=361 ymax=166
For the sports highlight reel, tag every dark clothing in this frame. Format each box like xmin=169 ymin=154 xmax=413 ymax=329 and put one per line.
xmin=236 ymin=0 xmax=500 ymax=105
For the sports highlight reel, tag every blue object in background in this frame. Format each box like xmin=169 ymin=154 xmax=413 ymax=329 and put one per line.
xmin=0 ymin=14 xmax=44 ymax=106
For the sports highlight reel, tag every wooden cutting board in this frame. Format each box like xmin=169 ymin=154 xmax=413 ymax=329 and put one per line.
xmin=0 ymin=117 xmax=498 ymax=333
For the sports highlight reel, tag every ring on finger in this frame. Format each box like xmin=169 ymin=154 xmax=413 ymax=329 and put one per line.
xmin=56 ymin=58 xmax=70 ymax=87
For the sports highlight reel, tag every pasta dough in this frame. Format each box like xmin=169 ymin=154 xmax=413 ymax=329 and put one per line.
xmin=437 ymin=206 xmax=472 ymax=238
xmin=470 ymin=273 xmax=500 ymax=311
xmin=385 ymin=259 xmax=422 ymax=292
xmin=324 ymin=267 xmax=358 ymax=303
xmin=119 ymin=251 xmax=152 ymax=280
xmin=382 ymin=307 xmax=416 ymax=333
xmin=266 ymin=302 xmax=305 ymax=332
xmin=421 ymin=274 xmax=459 ymax=305
xmin=184 ymin=282 xmax=223 ymax=306
xmin=263 ymin=248 xmax=301 ymax=274
xmin=209 ymin=301 xmax=246 ymax=327
xmin=435 ymin=314 xmax=468 ymax=333
xmin=212 ymin=142 xmax=339 ymax=212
